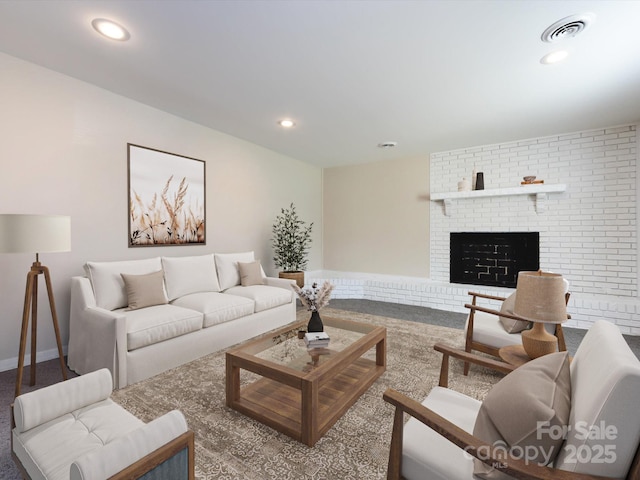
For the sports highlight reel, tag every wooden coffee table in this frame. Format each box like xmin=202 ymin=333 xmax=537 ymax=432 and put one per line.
xmin=225 ymin=315 xmax=386 ymax=446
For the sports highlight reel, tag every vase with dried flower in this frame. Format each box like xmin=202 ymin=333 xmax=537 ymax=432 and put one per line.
xmin=292 ymin=281 xmax=334 ymax=332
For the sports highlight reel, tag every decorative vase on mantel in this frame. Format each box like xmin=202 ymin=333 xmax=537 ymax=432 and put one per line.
xmin=307 ymin=311 xmax=324 ymax=332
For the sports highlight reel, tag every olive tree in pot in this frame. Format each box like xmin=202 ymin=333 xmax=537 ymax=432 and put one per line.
xmin=271 ymin=203 xmax=313 ymax=287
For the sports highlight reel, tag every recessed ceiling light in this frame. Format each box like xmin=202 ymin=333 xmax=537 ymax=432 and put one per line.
xmin=279 ymin=119 xmax=295 ymax=128
xmin=377 ymin=141 xmax=397 ymax=148
xmin=540 ymin=50 xmax=569 ymax=65
xmin=91 ymin=18 xmax=130 ymax=41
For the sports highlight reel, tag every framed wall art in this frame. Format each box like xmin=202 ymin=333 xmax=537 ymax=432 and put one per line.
xmin=128 ymin=144 xmax=206 ymax=246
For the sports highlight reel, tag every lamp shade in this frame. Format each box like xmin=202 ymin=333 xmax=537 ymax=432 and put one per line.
xmin=513 ymin=270 xmax=567 ymax=324
xmin=0 ymin=214 xmax=71 ymax=254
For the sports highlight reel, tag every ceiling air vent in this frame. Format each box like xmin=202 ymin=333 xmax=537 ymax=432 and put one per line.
xmin=541 ymin=13 xmax=595 ymax=43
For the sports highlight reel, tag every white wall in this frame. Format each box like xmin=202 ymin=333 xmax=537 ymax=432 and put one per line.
xmin=323 ymin=156 xmax=430 ymax=276
xmin=0 ymin=52 xmax=322 ymax=370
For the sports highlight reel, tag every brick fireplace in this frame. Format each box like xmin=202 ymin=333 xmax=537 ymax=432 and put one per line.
xmin=429 ymin=124 xmax=639 ymax=333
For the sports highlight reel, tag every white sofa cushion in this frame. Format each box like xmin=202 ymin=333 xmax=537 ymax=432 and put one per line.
xmin=70 ymin=410 xmax=188 ymax=480
xmin=161 ymin=254 xmax=220 ymax=301
xmin=402 ymin=386 xmax=482 ymax=480
xmin=214 ymin=252 xmax=266 ymax=291
xmin=13 ymin=399 xmax=143 ymax=480
xmin=225 ymin=285 xmax=293 ymax=312
xmin=171 ymin=292 xmax=255 ymax=328
xmin=14 ymin=369 xmax=113 ymax=433
xmin=85 ymin=258 xmax=162 ymax=310
xmin=124 ymin=304 xmax=204 ymax=351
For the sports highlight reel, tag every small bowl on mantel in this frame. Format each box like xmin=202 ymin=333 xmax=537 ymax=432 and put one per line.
xmin=523 ymin=176 xmax=536 ymax=183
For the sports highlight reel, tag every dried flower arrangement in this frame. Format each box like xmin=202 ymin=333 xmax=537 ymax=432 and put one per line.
xmin=292 ymin=281 xmax=334 ymax=312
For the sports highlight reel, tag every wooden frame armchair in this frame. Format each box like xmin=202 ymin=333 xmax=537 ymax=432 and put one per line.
xmin=463 ymin=291 xmax=569 ymax=375
xmin=384 ymin=321 xmax=640 ymax=480
xmin=11 ymin=369 xmax=195 ymax=480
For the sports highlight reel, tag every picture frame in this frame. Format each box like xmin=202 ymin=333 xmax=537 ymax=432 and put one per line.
xmin=127 ymin=144 xmax=206 ymax=247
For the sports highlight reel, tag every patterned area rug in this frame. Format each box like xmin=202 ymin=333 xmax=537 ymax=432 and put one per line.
xmin=111 ymin=308 xmax=502 ymax=480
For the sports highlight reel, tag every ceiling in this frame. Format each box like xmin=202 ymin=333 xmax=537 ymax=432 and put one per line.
xmin=1 ymin=1 xmax=639 ymax=168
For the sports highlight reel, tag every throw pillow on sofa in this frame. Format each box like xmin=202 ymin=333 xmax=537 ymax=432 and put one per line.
xmin=121 ymin=270 xmax=168 ymax=310
xmin=215 ymin=252 xmax=265 ymax=290
xmin=238 ymin=261 xmax=265 ymax=286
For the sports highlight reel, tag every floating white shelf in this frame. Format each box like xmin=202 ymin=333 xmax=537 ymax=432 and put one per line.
xmin=431 ymin=184 xmax=567 ymax=216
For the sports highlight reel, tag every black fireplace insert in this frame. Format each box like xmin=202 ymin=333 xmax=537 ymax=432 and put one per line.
xmin=450 ymin=232 xmax=539 ymax=288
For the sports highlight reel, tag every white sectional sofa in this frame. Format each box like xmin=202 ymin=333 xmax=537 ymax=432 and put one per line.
xmin=67 ymin=252 xmax=296 ymax=388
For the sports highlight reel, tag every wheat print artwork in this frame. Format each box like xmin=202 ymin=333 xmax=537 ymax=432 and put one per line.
xmin=128 ymin=144 xmax=206 ymax=246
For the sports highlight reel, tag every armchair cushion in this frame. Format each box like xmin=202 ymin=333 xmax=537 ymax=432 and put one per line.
xmin=403 ymin=386 xmax=482 ymax=480
xmin=70 ymin=410 xmax=188 ymax=480
xmin=498 ymin=293 xmax=530 ymax=333
xmin=14 ymin=369 xmax=113 ymax=433
xmin=473 ymin=351 xmax=571 ymax=478
xmin=121 ymin=270 xmax=168 ymax=310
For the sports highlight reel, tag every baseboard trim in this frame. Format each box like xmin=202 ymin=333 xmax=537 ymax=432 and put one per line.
xmin=0 ymin=345 xmax=68 ymax=373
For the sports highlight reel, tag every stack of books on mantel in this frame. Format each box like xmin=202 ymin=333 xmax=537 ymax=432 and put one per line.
xmin=304 ymin=332 xmax=330 ymax=349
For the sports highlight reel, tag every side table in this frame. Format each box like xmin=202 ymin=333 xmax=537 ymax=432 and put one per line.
xmin=498 ymin=344 xmax=531 ymax=368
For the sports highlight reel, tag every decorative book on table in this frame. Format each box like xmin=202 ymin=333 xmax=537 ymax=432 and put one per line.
xmin=304 ymin=331 xmax=330 ymax=348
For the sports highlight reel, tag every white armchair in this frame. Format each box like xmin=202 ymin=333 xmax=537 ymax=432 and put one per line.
xmin=384 ymin=320 xmax=640 ymax=480
xmin=11 ymin=369 xmax=194 ymax=480
xmin=463 ymin=291 xmax=568 ymax=375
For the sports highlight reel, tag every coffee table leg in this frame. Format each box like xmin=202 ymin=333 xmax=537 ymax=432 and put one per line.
xmin=300 ymin=379 xmax=318 ymax=446
xmin=225 ymin=354 xmax=240 ymax=407
xmin=376 ymin=335 xmax=386 ymax=367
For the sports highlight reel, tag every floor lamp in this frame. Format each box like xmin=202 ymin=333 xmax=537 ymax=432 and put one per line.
xmin=0 ymin=214 xmax=71 ymax=397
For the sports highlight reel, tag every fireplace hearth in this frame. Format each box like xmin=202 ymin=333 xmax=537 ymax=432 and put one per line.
xmin=450 ymin=232 xmax=539 ymax=288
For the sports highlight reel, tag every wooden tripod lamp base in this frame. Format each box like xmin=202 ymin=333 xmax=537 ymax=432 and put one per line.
xmin=15 ymin=259 xmax=68 ymax=398
xmin=0 ymin=214 xmax=71 ymax=398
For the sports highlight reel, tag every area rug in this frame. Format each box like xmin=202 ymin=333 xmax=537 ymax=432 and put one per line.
xmin=111 ymin=308 xmax=502 ymax=480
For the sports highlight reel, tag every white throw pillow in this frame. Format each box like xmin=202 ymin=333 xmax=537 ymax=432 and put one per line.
xmin=214 ymin=252 xmax=265 ymax=290
xmin=161 ymin=254 xmax=220 ymax=301
xmin=85 ymin=258 xmax=162 ymax=310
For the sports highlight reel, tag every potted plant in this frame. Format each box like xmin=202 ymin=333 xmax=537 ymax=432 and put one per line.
xmin=271 ymin=203 xmax=313 ymax=287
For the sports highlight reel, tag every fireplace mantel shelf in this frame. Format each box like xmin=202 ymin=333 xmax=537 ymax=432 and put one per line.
xmin=431 ymin=184 xmax=566 ymax=215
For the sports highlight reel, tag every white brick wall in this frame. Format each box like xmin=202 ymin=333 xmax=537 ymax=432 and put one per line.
xmin=307 ymin=124 xmax=640 ymax=335
xmin=307 ymin=271 xmax=640 ymax=335
xmin=431 ymin=125 xmax=638 ymax=298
